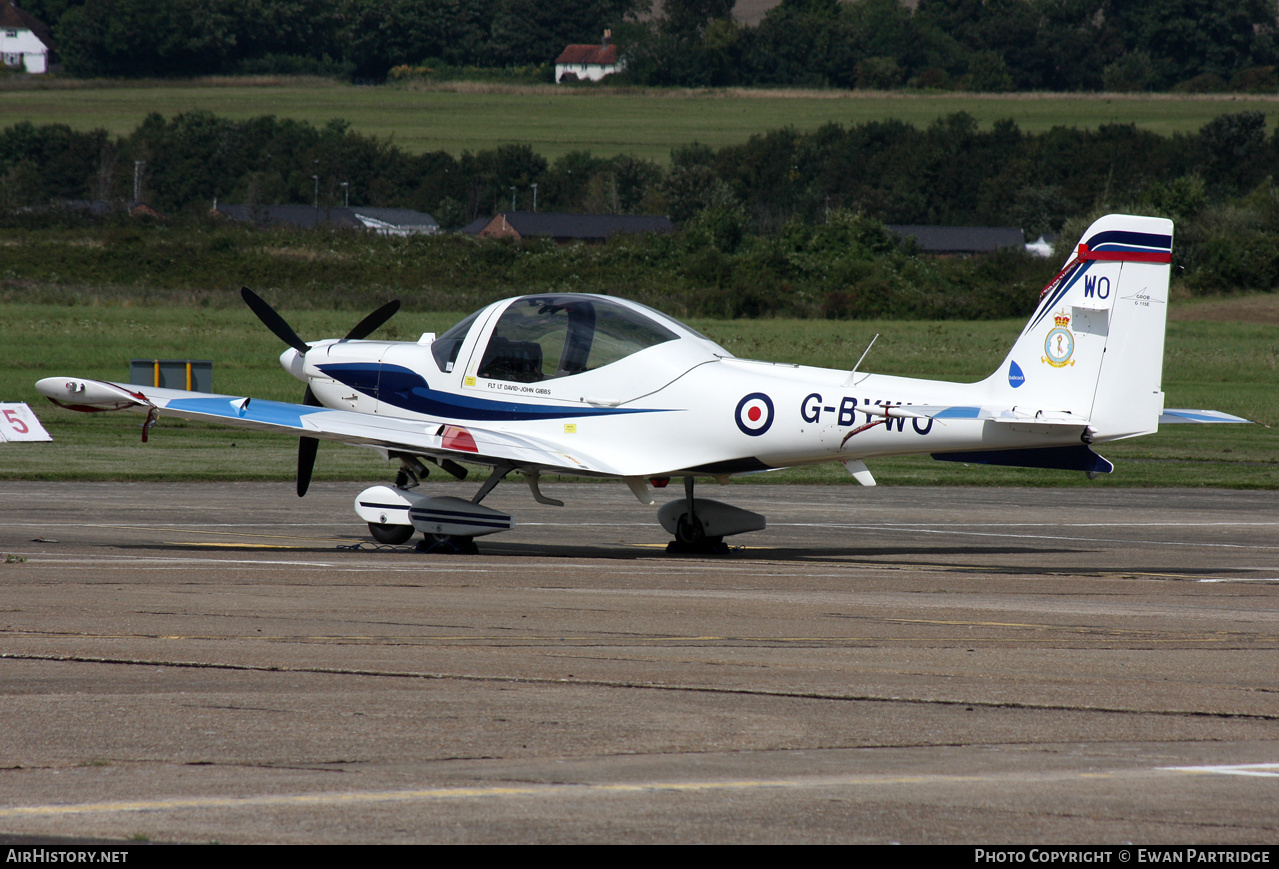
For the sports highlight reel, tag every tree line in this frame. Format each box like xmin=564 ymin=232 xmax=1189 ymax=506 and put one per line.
xmin=619 ymin=0 xmax=1279 ymax=93
xmin=4 ymin=108 xmax=1279 ymax=310
xmin=1 ymin=109 xmax=1273 ymax=234
xmin=19 ymin=0 xmax=1279 ymax=93
xmin=21 ymin=0 xmax=641 ymax=79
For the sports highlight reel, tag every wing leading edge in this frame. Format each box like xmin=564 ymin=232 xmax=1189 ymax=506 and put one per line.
xmin=35 ymin=377 xmax=621 ymax=477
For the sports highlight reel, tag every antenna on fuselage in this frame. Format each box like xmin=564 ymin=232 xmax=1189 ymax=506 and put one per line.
xmin=843 ymin=333 xmax=879 ymax=387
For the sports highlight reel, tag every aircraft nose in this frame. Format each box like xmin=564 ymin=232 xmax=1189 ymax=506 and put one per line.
xmin=279 ymin=347 xmax=306 ymax=381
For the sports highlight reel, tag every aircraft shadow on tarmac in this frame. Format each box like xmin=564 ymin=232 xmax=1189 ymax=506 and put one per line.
xmin=115 ymin=539 xmax=1086 ymax=564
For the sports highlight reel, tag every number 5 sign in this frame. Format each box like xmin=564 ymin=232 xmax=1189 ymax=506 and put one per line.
xmin=0 ymin=403 xmax=52 ymax=442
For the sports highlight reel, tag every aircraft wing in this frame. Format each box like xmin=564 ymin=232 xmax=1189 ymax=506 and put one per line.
xmin=35 ymin=377 xmax=623 ymax=476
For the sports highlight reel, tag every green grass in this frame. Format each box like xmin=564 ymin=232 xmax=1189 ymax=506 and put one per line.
xmin=3 ymin=78 xmax=1278 ymax=163
xmin=2 ymin=300 xmax=1274 ymax=487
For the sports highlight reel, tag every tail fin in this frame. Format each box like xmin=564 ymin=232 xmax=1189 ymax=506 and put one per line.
xmin=987 ymin=214 xmax=1173 ymax=443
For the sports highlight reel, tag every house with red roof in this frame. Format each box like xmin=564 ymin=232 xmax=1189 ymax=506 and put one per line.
xmin=475 ymin=212 xmax=674 ymax=243
xmin=554 ymin=30 xmax=623 ymax=83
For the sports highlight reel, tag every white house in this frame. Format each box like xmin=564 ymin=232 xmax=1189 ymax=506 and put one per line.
xmin=554 ymin=31 xmax=623 ymax=83
xmin=0 ymin=1 xmax=50 ymax=74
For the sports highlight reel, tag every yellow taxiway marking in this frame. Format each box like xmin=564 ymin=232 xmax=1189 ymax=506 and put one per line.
xmin=7 ymin=761 xmax=1252 ymax=819
xmin=0 ymin=771 xmax=1091 ymax=818
xmin=89 ymin=524 xmax=347 ymax=544
xmin=1162 ymin=763 xmax=1279 ymax=778
xmin=164 ymin=542 xmax=312 ymax=549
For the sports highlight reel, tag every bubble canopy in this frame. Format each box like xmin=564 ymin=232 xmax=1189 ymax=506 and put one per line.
xmin=433 ymin=294 xmax=718 ymax=382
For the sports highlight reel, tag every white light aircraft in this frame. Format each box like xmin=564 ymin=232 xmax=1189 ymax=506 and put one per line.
xmin=36 ymin=214 xmax=1248 ymax=553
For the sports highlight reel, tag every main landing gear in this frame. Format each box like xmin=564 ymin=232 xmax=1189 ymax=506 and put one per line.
xmin=355 ymin=461 xmax=768 ymax=556
xmin=657 ymin=477 xmax=766 ymax=555
xmin=415 ymin=533 xmax=479 ymax=555
xmin=664 ymin=477 xmax=726 ymax=554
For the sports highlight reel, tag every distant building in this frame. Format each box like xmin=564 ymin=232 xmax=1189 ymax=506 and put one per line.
xmin=477 ymin=212 xmax=676 ymax=243
xmin=0 ymin=1 xmax=51 ymax=74
xmin=888 ymin=225 xmax=1025 ymax=256
xmin=459 ymin=216 xmax=492 ymax=236
xmin=213 ymin=204 xmax=438 ymax=235
xmin=555 ymin=30 xmax=623 ymax=83
xmin=213 ymin=204 xmax=362 ymax=230
xmin=128 ymin=200 xmax=163 ymax=219
xmin=348 ymin=207 xmax=440 ymax=236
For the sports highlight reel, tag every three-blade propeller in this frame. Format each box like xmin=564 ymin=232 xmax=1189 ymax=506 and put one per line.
xmin=240 ymin=287 xmax=401 ymax=496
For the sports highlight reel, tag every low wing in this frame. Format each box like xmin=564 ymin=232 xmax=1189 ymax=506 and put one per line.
xmin=35 ymin=377 xmax=622 ymax=476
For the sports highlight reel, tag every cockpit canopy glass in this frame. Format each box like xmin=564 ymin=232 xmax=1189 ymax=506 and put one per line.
xmin=431 ymin=310 xmax=481 ymax=373
xmin=476 ymin=295 xmax=678 ymax=383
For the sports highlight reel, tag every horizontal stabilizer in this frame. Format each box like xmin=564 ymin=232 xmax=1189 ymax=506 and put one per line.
xmin=1159 ymin=409 xmax=1253 ymax=424
xmin=932 ymin=445 xmax=1113 ymax=474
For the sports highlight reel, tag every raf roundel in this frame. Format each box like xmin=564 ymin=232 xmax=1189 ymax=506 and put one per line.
xmin=734 ymin=393 xmax=774 ymax=436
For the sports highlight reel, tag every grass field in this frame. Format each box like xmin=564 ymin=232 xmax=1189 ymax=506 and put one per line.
xmin=3 ymin=78 xmax=1277 ymax=163
xmin=2 ymin=78 xmax=1274 ymax=491
xmin=3 ymin=298 xmax=1274 ymax=488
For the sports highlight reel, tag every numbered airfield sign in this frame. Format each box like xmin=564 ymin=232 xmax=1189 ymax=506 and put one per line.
xmin=0 ymin=402 xmax=52 ymax=442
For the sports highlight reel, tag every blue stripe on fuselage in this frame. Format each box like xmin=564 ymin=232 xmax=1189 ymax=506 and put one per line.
xmin=320 ymin=363 xmax=669 ymax=421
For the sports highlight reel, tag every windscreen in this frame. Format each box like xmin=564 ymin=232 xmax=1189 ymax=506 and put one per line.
xmin=477 ymin=296 xmax=677 ymax=383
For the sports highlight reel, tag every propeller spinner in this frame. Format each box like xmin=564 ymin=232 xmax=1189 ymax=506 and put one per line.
xmin=240 ymin=287 xmax=401 ymax=496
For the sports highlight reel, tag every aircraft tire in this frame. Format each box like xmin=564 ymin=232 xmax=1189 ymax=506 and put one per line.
xmin=675 ymin=512 xmax=706 ymax=545
xmin=415 ymin=534 xmax=479 ymax=555
xmin=667 ymin=513 xmax=728 ymax=554
xmin=368 ymin=522 xmax=415 ymax=545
